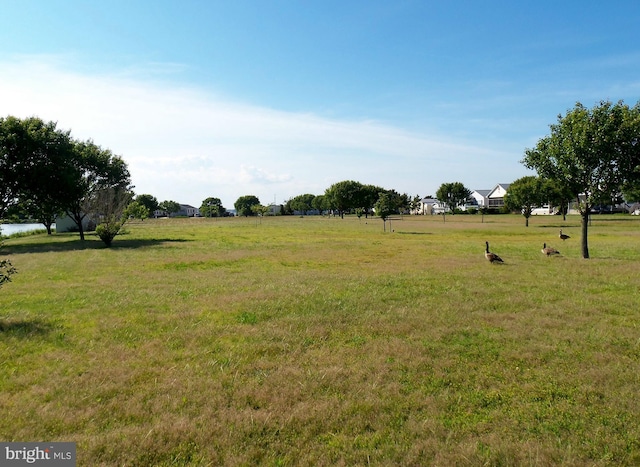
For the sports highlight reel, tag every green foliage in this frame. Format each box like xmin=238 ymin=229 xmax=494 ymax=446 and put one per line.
xmin=124 ymin=201 xmax=149 ymax=221
xmin=504 ymin=175 xmax=548 ymax=226
xmin=0 ymin=240 xmax=16 ymax=287
xmin=436 ymin=182 xmax=472 ymax=214
xmin=324 ymin=180 xmax=363 ymax=216
xmin=95 ymin=222 xmax=122 ymax=247
xmin=199 ymin=197 xmax=226 ymax=217
xmin=234 ymin=195 xmax=260 ymax=217
xmin=159 ymin=200 xmax=181 ymax=216
xmin=311 ymin=195 xmax=328 ymax=214
xmin=288 ymin=193 xmax=316 ymax=214
xmin=135 ymin=194 xmax=159 ymax=213
xmin=522 ymin=100 xmax=640 ymax=257
xmin=1 ymin=116 xmax=132 ymax=240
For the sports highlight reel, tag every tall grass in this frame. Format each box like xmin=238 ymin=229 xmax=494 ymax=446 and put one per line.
xmin=1 ymin=214 xmax=639 ymax=465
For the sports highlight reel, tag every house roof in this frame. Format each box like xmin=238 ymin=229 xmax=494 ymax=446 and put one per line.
xmin=472 ymin=190 xmax=491 ymax=196
xmin=487 ymin=183 xmax=511 ymax=198
xmin=420 ymin=198 xmax=439 ymax=204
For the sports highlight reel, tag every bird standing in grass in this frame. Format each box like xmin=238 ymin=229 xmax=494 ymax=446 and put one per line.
xmin=542 ymin=243 xmax=560 ymax=256
xmin=559 ymin=229 xmax=570 ymax=241
xmin=485 ymin=241 xmax=504 ymax=263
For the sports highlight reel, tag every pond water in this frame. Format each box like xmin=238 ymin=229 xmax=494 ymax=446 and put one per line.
xmin=0 ymin=223 xmax=48 ymax=236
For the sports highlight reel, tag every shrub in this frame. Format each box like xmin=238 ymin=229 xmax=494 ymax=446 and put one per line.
xmin=96 ymin=222 xmax=122 ymax=247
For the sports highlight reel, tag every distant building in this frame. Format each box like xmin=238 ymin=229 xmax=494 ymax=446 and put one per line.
xmin=415 ymin=198 xmax=448 ymax=215
xmin=469 ymin=189 xmax=491 ymax=208
xmin=178 ymin=204 xmax=200 ymax=217
xmin=487 ymin=183 xmax=510 ymax=209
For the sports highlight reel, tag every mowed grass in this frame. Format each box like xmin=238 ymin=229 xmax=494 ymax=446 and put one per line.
xmin=1 ymin=214 xmax=640 ymax=466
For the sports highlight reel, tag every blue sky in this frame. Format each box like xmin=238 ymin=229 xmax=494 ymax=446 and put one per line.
xmin=2 ymin=1 xmax=639 ymax=208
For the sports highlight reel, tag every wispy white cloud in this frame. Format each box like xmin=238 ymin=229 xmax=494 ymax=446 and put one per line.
xmin=0 ymin=55 xmax=525 ymax=207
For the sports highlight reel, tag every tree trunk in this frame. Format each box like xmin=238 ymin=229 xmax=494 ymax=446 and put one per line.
xmin=581 ymin=211 xmax=590 ymax=259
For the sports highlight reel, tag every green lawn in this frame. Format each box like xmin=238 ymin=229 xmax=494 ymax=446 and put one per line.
xmin=1 ymin=214 xmax=640 ymax=466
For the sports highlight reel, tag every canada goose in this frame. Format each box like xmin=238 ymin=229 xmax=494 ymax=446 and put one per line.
xmin=485 ymin=241 xmax=504 ymax=263
xmin=542 ymin=243 xmax=560 ymax=256
xmin=559 ymin=229 xmax=570 ymax=241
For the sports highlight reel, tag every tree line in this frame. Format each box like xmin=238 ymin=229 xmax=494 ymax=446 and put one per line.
xmin=1 ymin=116 xmax=133 ymax=246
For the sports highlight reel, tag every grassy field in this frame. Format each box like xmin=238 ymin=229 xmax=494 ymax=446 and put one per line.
xmin=1 ymin=213 xmax=640 ymax=466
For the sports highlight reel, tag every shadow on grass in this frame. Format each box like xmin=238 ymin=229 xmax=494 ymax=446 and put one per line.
xmin=0 ymin=319 xmax=55 ymax=338
xmin=396 ymin=231 xmax=433 ymax=235
xmin=3 ymin=237 xmax=190 ymax=255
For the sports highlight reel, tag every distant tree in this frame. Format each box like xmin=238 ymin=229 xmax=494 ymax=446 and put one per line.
xmin=311 ymin=195 xmax=328 ymax=214
xmin=374 ymin=190 xmax=402 ymax=232
xmin=235 ymin=195 xmax=261 ymax=217
xmin=159 ymin=200 xmax=181 ymax=217
xmin=251 ymin=204 xmax=270 ymax=217
xmin=522 ymin=100 xmax=640 ymax=258
xmin=398 ymin=193 xmax=411 ymax=214
xmin=410 ymin=194 xmax=422 ymax=214
xmin=200 ymin=197 xmax=225 ymax=217
xmin=135 ymin=194 xmax=159 ymax=215
xmin=359 ymin=184 xmax=385 ymax=218
xmin=123 ymin=201 xmax=149 ymax=221
xmin=325 ymin=180 xmax=363 ymax=218
xmin=289 ymin=194 xmax=315 ymax=215
xmin=436 ymin=182 xmax=472 ymax=220
xmin=504 ymin=176 xmax=547 ymax=226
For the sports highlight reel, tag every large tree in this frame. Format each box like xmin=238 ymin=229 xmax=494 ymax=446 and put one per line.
xmin=16 ymin=118 xmax=75 ymax=234
xmin=234 ymin=195 xmax=260 ymax=217
xmin=0 ymin=116 xmax=29 ymax=219
xmin=324 ymin=180 xmax=363 ymax=218
xmin=288 ymin=194 xmax=316 ymax=215
xmin=522 ymin=100 xmax=640 ymax=258
xmin=62 ymin=139 xmax=131 ymax=240
xmin=200 ymin=197 xmax=226 ymax=217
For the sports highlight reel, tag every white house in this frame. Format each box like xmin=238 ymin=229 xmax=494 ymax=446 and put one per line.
xmin=469 ymin=189 xmax=491 ymax=208
xmin=178 ymin=204 xmax=200 ymax=217
xmin=416 ymin=197 xmax=448 ymax=215
xmin=487 ymin=183 xmax=510 ymax=209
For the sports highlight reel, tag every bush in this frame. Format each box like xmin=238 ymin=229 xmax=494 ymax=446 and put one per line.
xmin=96 ymin=222 xmax=122 ymax=247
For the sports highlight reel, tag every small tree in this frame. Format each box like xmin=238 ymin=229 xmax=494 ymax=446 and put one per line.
xmin=504 ymin=176 xmax=546 ymax=226
xmin=436 ymin=182 xmax=472 ymax=221
xmin=374 ymin=190 xmax=402 ymax=232
xmin=123 ymin=201 xmax=149 ymax=222
xmin=1 ymin=240 xmax=17 ymax=289
xmin=135 ymin=194 xmax=159 ymax=216
xmin=94 ymin=186 xmax=133 ymax=247
xmin=159 ymin=200 xmax=181 ymax=217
